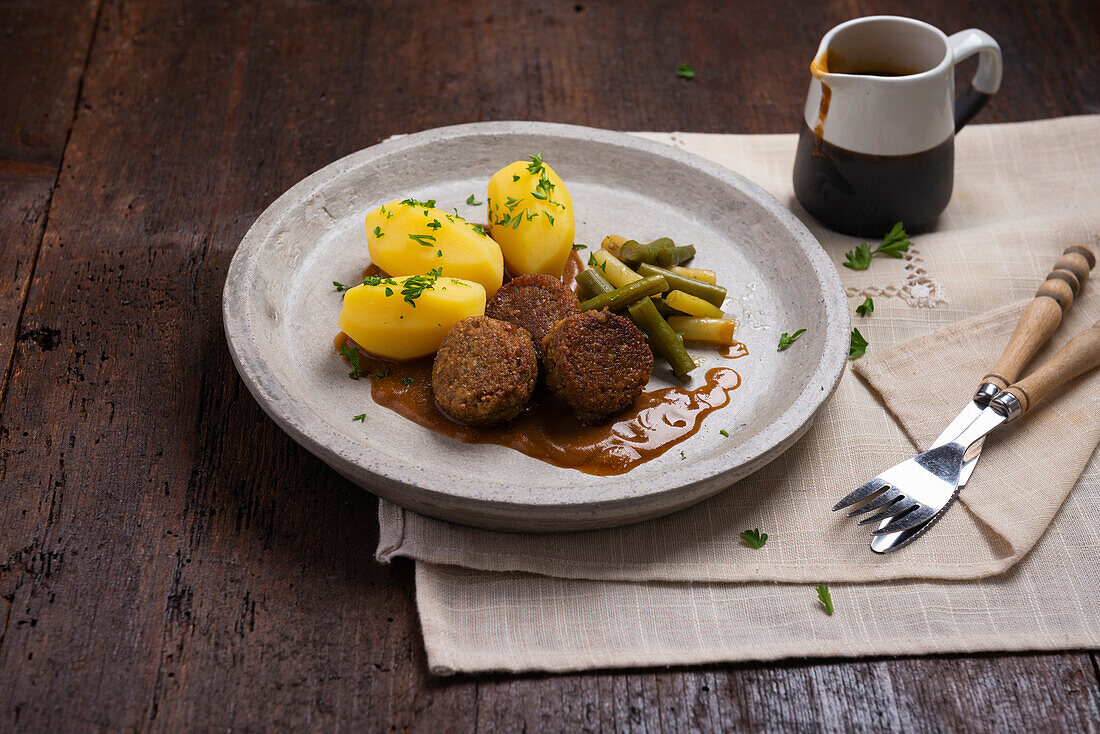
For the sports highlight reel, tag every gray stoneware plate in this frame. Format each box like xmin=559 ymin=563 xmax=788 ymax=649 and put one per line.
xmin=223 ymin=121 xmax=849 ymax=531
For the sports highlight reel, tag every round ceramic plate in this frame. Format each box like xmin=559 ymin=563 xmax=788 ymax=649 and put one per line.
xmin=223 ymin=121 xmax=849 ymax=531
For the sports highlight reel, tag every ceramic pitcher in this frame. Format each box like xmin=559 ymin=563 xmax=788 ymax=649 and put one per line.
xmin=793 ymin=16 xmax=1002 ymax=237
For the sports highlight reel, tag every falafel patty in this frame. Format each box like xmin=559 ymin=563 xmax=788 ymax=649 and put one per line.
xmin=485 ymin=274 xmax=581 ymax=357
xmin=541 ymin=309 xmax=653 ymax=424
xmin=431 ymin=316 xmax=538 ymax=426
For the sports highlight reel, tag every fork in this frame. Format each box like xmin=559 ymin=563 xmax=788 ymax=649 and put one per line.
xmin=836 ymin=315 xmax=1100 ymax=536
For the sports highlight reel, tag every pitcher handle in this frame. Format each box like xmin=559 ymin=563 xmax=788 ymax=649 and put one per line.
xmin=949 ymin=29 xmax=1003 ymax=131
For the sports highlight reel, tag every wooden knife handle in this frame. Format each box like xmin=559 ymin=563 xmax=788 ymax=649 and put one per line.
xmin=981 ymin=245 xmax=1096 ymax=391
xmin=998 ymin=319 xmax=1100 ymax=416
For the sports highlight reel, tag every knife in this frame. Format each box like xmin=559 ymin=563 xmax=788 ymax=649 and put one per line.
xmin=871 ymin=245 xmax=1095 ymax=553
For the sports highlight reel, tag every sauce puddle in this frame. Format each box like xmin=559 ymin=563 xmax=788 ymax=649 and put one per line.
xmin=336 ymin=332 xmax=742 ymax=476
xmin=338 ymin=250 xmax=747 ymax=476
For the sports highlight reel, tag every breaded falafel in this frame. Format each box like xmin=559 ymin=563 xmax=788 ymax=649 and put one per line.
xmin=541 ymin=309 xmax=653 ymax=424
xmin=485 ymin=274 xmax=581 ymax=357
xmin=431 ymin=316 xmax=538 ymax=426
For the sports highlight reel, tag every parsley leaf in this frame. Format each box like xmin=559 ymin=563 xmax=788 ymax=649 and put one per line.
xmin=740 ymin=528 xmax=768 ymax=549
xmin=399 ymin=271 xmax=441 ymax=307
xmin=333 ymin=281 xmax=350 ymax=293
xmin=855 ymin=296 xmax=874 ymax=317
xmin=353 ymin=413 xmax=366 ymax=422
xmin=398 ymin=198 xmax=435 ymax=209
xmin=526 ymin=153 xmax=544 ymax=174
xmin=816 ymin=584 xmax=834 ymax=615
xmin=571 ymin=243 xmax=586 ymax=249
xmin=372 ymin=226 xmax=384 ymax=238
xmin=339 ymin=344 xmax=366 ymax=379
xmin=849 ymin=328 xmax=868 ymax=359
xmin=877 ymin=221 xmax=910 ymax=257
xmin=400 ymin=377 xmax=416 ymax=386
xmin=466 ymin=194 xmax=483 ymax=206
xmin=842 ymin=221 xmax=910 ymax=270
xmin=777 ymin=328 xmax=807 ymax=351
xmin=426 ymin=219 xmax=443 ymax=230
xmin=843 ymin=242 xmax=872 ymax=270
xmin=409 ymin=233 xmax=437 ymax=247
xmin=373 ymin=367 xmax=390 ymax=379
xmin=677 ymin=63 xmax=696 ymax=79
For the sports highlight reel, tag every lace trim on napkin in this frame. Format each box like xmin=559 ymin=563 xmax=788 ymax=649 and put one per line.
xmin=845 ymin=246 xmax=947 ymax=308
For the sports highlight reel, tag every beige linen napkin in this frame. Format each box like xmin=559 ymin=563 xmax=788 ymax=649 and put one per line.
xmin=376 ymin=116 xmax=1100 ymax=673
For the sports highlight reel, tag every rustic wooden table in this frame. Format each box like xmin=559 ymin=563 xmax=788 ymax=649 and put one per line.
xmin=2 ymin=0 xmax=1098 ymax=730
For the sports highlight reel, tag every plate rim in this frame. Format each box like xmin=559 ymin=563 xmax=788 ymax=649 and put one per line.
xmin=223 ymin=120 xmax=850 ymax=530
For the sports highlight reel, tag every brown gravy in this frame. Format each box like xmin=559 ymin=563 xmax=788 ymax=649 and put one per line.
xmin=336 ymin=330 xmax=743 ymax=475
xmin=337 ymin=249 xmax=748 ymax=475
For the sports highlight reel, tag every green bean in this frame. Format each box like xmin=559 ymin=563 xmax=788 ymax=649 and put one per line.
xmin=576 ymin=268 xmax=615 ymax=301
xmin=637 ymin=262 xmax=726 ymax=307
xmin=655 ymin=244 xmax=696 ymax=267
xmin=628 ymin=298 xmax=696 ymax=380
xmin=651 ymin=296 xmax=677 ymax=318
xmin=619 ymin=237 xmax=675 ymax=265
xmin=580 ymin=275 xmax=668 ymax=312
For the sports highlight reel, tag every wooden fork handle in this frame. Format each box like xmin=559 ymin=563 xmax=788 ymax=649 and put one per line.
xmin=993 ymin=319 xmax=1100 ymax=417
xmin=980 ymin=245 xmax=1096 ymax=394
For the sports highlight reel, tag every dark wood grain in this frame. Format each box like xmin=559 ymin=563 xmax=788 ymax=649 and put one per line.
xmin=0 ymin=0 xmax=1097 ymax=731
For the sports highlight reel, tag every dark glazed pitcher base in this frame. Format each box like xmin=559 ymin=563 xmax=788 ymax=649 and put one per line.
xmin=793 ymin=122 xmax=954 ymax=238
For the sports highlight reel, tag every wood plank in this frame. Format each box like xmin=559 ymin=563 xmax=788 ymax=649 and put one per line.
xmin=469 ymin=653 xmax=1100 ymax=732
xmin=0 ymin=0 xmax=1096 ymax=730
xmin=0 ymin=0 xmax=101 ymax=391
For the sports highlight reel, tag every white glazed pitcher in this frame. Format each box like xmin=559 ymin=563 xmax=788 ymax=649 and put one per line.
xmin=793 ymin=16 xmax=1002 ymax=237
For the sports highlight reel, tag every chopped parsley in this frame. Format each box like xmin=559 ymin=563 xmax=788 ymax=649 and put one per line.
xmin=333 ymin=280 xmax=351 ymax=292
xmin=719 ymin=429 xmax=729 ymax=437
xmin=353 ymin=413 xmax=366 ymax=422
xmin=426 ymin=219 xmax=442 ymax=230
xmin=679 ymin=450 xmax=686 ymax=460
xmin=545 ymin=212 xmax=556 ymax=226
xmin=408 ymin=233 xmax=437 ymax=247
xmin=571 ymin=243 xmax=585 ymax=249
xmin=677 ymin=63 xmax=696 ymax=79
xmin=816 ymin=584 xmax=834 ymax=615
xmin=843 ymin=221 xmax=910 ymax=270
xmin=856 ymin=296 xmax=874 ymax=317
xmin=400 ymin=377 xmax=416 ymax=386
xmin=849 ymin=328 xmax=869 ymax=359
xmin=362 ymin=275 xmax=398 ymax=287
xmin=587 ymin=253 xmax=606 ymax=272
xmin=373 ymin=226 xmax=384 ymax=238
xmin=373 ymin=367 xmax=390 ymax=378
xmin=777 ymin=328 xmax=807 ymax=351
xmin=472 ymin=224 xmax=489 ymax=237
xmin=526 ymin=153 xmax=544 ymax=174
xmin=466 ymin=194 xmax=483 ymax=206
xmin=740 ymin=528 xmax=768 ymax=549
xmin=505 ymin=196 xmax=522 ymax=211
xmin=339 ymin=344 xmax=366 ymax=379
xmin=399 ymin=198 xmax=437 ymax=209
xmin=398 ymin=269 xmax=443 ymax=307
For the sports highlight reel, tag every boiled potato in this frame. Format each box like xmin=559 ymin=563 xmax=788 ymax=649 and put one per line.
xmin=486 ymin=155 xmax=575 ymax=276
xmin=365 ymin=199 xmax=503 ymax=296
xmin=338 ymin=273 xmax=486 ymax=360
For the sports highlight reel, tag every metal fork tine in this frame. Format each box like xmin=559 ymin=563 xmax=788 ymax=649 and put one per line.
xmin=873 ymin=503 xmax=939 ymax=535
xmin=833 ymin=478 xmax=889 ymax=511
xmin=845 ymin=487 xmax=902 ymax=517
xmin=857 ymin=500 xmax=915 ymax=526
